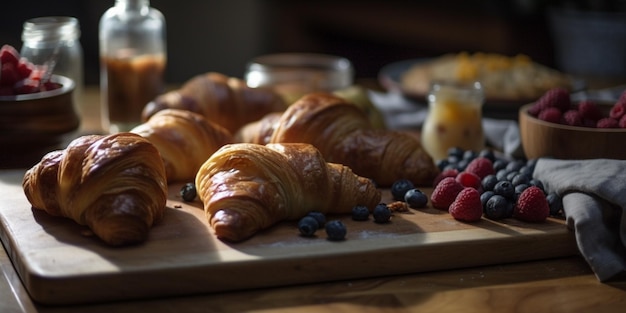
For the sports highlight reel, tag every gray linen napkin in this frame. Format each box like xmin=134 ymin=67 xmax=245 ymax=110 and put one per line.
xmin=534 ymin=159 xmax=626 ymax=281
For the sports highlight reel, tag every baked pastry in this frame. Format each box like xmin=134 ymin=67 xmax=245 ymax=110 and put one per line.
xmin=131 ymin=109 xmax=234 ymax=182
xmin=400 ymin=52 xmax=573 ymax=100
xmin=22 ymin=133 xmax=168 ymax=246
xmin=142 ymin=72 xmax=287 ymax=133
xmin=195 ymin=143 xmax=381 ymax=242
xmin=235 ymin=93 xmax=439 ymax=186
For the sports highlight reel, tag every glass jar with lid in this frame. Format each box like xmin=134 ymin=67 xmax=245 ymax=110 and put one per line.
xmin=20 ymin=16 xmax=83 ymax=110
xmin=99 ymin=0 xmax=167 ymax=133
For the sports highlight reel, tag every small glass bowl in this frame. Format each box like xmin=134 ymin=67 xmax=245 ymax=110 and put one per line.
xmin=245 ymin=53 xmax=354 ymax=103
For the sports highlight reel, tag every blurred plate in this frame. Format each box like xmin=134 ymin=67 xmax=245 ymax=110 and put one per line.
xmin=378 ymin=58 xmax=586 ymax=120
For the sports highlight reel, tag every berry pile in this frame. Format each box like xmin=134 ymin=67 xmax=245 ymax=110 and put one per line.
xmin=528 ymin=87 xmax=626 ymax=128
xmin=0 ymin=44 xmax=62 ymax=96
xmin=426 ymin=147 xmax=561 ymax=223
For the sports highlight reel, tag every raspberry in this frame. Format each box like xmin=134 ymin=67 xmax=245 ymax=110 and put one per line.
xmin=620 ymin=115 xmax=626 ymax=128
xmin=455 ymin=171 xmax=482 ymax=190
xmin=0 ymin=44 xmax=20 ymax=65
xmin=449 ymin=188 xmax=483 ymax=222
xmin=16 ymin=58 xmax=34 ymax=80
xmin=431 ymin=177 xmax=464 ymax=211
xmin=577 ymin=100 xmax=603 ymax=122
xmin=609 ymin=102 xmax=626 ymax=120
xmin=514 ymin=186 xmax=549 ymax=222
xmin=597 ymin=117 xmax=619 ymax=128
xmin=532 ymin=88 xmax=571 ymax=114
xmin=562 ymin=109 xmax=582 ymax=126
xmin=0 ymin=62 xmax=19 ymax=86
xmin=432 ymin=168 xmax=459 ymax=188
xmin=464 ymin=157 xmax=495 ymax=179
xmin=538 ymin=107 xmax=562 ymax=124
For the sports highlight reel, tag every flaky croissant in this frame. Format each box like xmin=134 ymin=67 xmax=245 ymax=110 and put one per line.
xmin=236 ymin=93 xmax=439 ymax=186
xmin=142 ymin=72 xmax=287 ymax=133
xmin=195 ymin=143 xmax=381 ymax=242
xmin=131 ymin=109 xmax=234 ymax=182
xmin=22 ymin=133 xmax=168 ymax=246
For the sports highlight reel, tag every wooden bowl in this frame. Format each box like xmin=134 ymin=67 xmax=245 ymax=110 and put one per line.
xmin=519 ymin=103 xmax=626 ymax=160
xmin=0 ymin=75 xmax=79 ymax=168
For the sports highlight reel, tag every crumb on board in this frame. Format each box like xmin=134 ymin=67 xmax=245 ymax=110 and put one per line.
xmin=387 ymin=201 xmax=409 ymax=213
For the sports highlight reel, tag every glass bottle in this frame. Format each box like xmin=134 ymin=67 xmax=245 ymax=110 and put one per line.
xmin=20 ymin=16 xmax=83 ymax=111
xmin=99 ymin=0 xmax=167 ymax=133
xmin=421 ymin=80 xmax=485 ymax=161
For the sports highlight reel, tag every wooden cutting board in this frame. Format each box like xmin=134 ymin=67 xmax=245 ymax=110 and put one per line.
xmin=0 ymin=169 xmax=578 ymax=305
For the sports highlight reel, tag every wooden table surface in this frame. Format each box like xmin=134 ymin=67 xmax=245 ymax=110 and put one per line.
xmin=2 ymin=86 xmax=626 ymax=313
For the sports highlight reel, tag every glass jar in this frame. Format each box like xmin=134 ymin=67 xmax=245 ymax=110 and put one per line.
xmin=20 ymin=16 xmax=83 ymax=111
xmin=245 ymin=53 xmax=353 ymax=104
xmin=99 ymin=0 xmax=167 ymax=133
xmin=421 ymin=80 xmax=485 ymax=161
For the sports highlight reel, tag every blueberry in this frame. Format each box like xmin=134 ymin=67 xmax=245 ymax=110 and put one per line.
xmin=180 ymin=183 xmax=197 ymax=202
xmin=519 ymin=165 xmax=534 ymax=177
xmin=437 ymin=159 xmax=450 ymax=171
xmin=511 ymin=173 xmax=531 ymax=186
xmin=480 ymin=190 xmax=495 ymax=208
xmin=506 ymin=171 xmax=518 ymax=182
xmin=455 ymin=159 xmax=469 ymax=171
xmin=485 ymin=195 xmax=513 ymax=220
xmin=325 ymin=220 xmax=347 ymax=241
xmin=506 ymin=160 xmax=525 ymax=172
xmin=306 ymin=211 xmax=326 ymax=227
xmin=391 ymin=179 xmax=415 ymax=201
xmin=514 ymin=183 xmax=529 ymax=201
xmin=481 ymin=175 xmax=499 ymax=191
xmin=298 ymin=216 xmax=319 ymax=237
xmin=547 ymin=193 xmax=563 ymax=216
xmin=493 ymin=159 xmax=508 ymax=172
xmin=463 ymin=150 xmax=476 ymax=161
xmin=447 ymin=155 xmax=461 ymax=167
xmin=529 ymin=179 xmax=545 ymax=192
xmin=372 ymin=203 xmax=392 ymax=223
xmin=493 ymin=180 xmax=515 ymax=199
xmin=478 ymin=149 xmax=496 ymax=163
xmin=496 ymin=169 xmax=511 ymax=181
xmin=351 ymin=205 xmax=370 ymax=221
xmin=404 ymin=188 xmax=428 ymax=208
xmin=448 ymin=147 xmax=464 ymax=159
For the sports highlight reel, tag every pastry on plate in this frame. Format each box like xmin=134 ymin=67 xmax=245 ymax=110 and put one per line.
xmin=400 ymin=52 xmax=574 ymax=101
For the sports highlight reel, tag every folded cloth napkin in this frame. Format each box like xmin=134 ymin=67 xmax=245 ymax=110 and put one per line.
xmin=368 ymin=90 xmax=525 ymax=158
xmin=534 ymin=159 xmax=626 ymax=282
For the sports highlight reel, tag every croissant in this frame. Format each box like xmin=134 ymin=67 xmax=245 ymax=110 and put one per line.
xmin=22 ymin=133 xmax=168 ymax=246
xmin=195 ymin=142 xmax=381 ymax=242
xmin=142 ymin=72 xmax=287 ymax=133
xmin=236 ymin=93 xmax=439 ymax=187
xmin=131 ymin=109 xmax=234 ymax=182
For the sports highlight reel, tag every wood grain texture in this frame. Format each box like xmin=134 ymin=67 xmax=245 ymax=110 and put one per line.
xmin=0 ymin=169 xmax=578 ymax=305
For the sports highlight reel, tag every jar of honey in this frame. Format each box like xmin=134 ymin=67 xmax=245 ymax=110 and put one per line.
xmin=421 ymin=80 xmax=485 ymax=161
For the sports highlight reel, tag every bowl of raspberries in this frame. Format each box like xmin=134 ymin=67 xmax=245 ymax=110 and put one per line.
xmin=519 ymin=87 xmax=626 ymax=160
xmin=0 ymin=44 xmax=79 ymax=167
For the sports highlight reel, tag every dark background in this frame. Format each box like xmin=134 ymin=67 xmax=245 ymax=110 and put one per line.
xmin=1 ymin=0 xmax=625 ymax=86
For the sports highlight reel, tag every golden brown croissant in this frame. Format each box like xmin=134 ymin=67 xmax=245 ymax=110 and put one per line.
xmin=236 ymin=93 xmax=439 ymax=187
xmin=131 ymin=108 xmax=234 ymax=182
xmin=195 ymin=142 xmax=381 ymax=242
xmin=142 ymin=72 xmax=287 ymax=133
xmin=22 ymin=133 xmax=168 ymax=246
